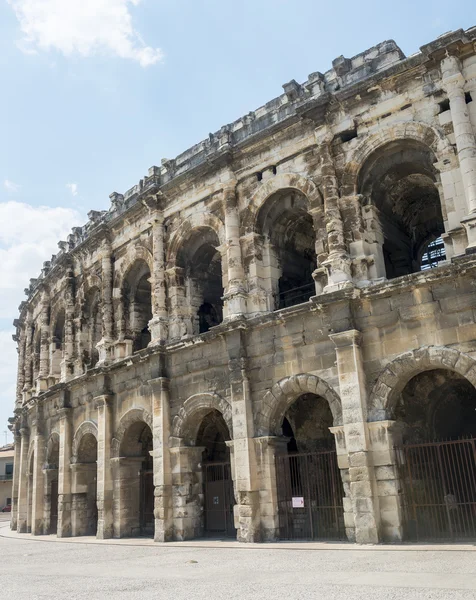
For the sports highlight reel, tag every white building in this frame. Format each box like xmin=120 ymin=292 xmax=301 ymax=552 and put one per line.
xmin=0 ymin=445 xmax=14 ymax=511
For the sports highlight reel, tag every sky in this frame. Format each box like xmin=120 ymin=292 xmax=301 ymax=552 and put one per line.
xmin=0 ymin=0 xmax=475 ymax=443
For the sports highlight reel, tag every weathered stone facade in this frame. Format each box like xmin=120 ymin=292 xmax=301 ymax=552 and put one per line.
xmin=10 ymin=27 xmax=476 ymax=544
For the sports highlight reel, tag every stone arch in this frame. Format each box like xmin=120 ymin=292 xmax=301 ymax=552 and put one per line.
xmin=171 ymin=392 xmax=232 ymax=444
xmin=256 ymin=373 xmax=343 ymax=436
xmin=242 ymin=173 xmax=321 ymax=233
xmin=341 ymin=121 xmax=454 ymax=196
xmin=111 ymin=407 xmax=153 ymax=458
xmin=116 ymin=245 xmax=153 ymax=289
xmin=166 ymin=213 xmax=226 ymax=268
xmin=71 ymin=420 xmax=98 ymax=462
xmin=368 ymin=346 xmax=476 ymax=421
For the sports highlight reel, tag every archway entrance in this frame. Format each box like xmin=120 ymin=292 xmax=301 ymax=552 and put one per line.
xmin=72 ymin=433 xmax=98 ymax=536
xmin=116 ymin=421 xmax=154 ymax=537
xmin=197 ymin=410 xmax=235 ymax=537
xmin=275 ymin=394 xmax=345 ymax=540
xmin=394 ymin=369 xmax=476 ymax=541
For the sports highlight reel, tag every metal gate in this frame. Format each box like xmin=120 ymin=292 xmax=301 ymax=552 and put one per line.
xmin=140 ymin=469 xmax=154 ymax=536
xmin=203 ymin=461 xmax=236 ymax=537
xmin=275 ymin=450 xmax=345 ymax=540
xmin=396 ymin=438 xmax=476 ymax=541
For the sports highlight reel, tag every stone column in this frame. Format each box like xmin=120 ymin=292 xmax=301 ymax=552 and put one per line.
xmin=148 ymin=213 xmax=168 ymax=344
xmin=441 ymin=56 xmax=476 ymax=247
xmin=61 ymin=271 xmax=75 ymax=382
xmin=30 ymin=419 xmax=46 ymax=535
xmin=148 ymin=377 xmax=173 ymax=541
xmin=329 ymin=329 xmax=380 ymax=544
xmin=16 ymin=426 xmax=30 ymax=533
xmin=318 ymin=139 xmax=353 ymax=291
xmin=95 ymin=394 xmax=113 ymax=539
xmin=57 ymin=408 xmax=73 ymax=537
xmin=329 ymin=425 xmax=354 ymax=541
xmin=10 ymin=431 xmax=22 ymax=531
xmin=226 ymin=330 xmax=260 ymax=542
xmin=14 ymin=327 xmax=25 ymax=409
xmin=97 ymin=241 xmax=114 ymax=364
xmin=223 ymin=183 xmax=247 ymax=318
xmin=37 ymin=298 xmax=50 ymax=392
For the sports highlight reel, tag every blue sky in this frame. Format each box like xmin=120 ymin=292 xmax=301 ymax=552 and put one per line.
xmin=0 ymin=0 xmax=474 ymax=442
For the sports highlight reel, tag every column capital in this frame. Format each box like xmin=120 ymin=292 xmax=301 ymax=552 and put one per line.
xmin=148 ymin=376 xmax=170 ymax=393
xmin=329 ymin=329 xmax=362 ymax=348
xmin=94 ymin=394 xmax=113 ymax=410
xmin=19 ymin=426 xmax=30 ymax=438
xmin=57 ymin=407 xmax=72 ymax=421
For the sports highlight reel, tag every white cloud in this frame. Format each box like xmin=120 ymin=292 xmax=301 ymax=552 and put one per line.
xmin=66 ymin=182 xmax=78 ymax=196
xmin=8 ymin=0 xmax=163 ymax=67
xmin=0 ymin=201 xmax=83 ymax=319
xmin=0 ymin=201 xmax=83 ymax=439
xmin=4 ymin=179 xmax=20 ymax=193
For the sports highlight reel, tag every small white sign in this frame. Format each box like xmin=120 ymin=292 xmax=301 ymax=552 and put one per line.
xmin=292 ymin=496 xmax=304 ymax=508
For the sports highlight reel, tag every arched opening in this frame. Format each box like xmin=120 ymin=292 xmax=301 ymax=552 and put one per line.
xmin=256 ymin=189 xmax=317 ymax=310
xmin=123 ymin=260 xmax=152 ymax=351
xmin=32 ymin=326 xmax=41 ymax=384
xmin=358 ymin=140 xmax=446 ymax=279
xmin=176 ymin=228 xmax=224 ymax=335
xmin=276 ymin=394 xmax=345 ymax=540
xmin=83 ymin=288 xmax=101 ymax=368
xmin=116 ymin=421 xmax=154 ymax=537
xmin=72 ymin=433 xmax=98 ymax=536
xmin=50 ymin=309 xmax=65 ymax=378
xmin=45 ymin=436 xmax=59 ymax=535
xmin=394 ymin=369 xmax=476 ymax=541
xmin=196 ymin=410 xmax=235 ymax=537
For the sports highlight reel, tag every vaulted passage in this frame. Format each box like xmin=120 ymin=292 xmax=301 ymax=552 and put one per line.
xmin=394 ymin=369 xmax=476 ymax=541
xmin=177 ymin=228 xmax=224 ymax=334
xmin=276 ymin=394 xmax=345 ymax=541
xmin=82 ymin=287 xmax=102 ymax=368
xmin=257 ymin=189 xmax=317 ymax=310
xmin=358 ymin=140 xmax=446 ymax=278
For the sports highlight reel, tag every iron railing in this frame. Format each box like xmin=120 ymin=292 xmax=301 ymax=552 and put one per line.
xmin=203 ymin=461 xmax=235 ymax=537
xmin=277 ymin=282 xmax=315 ymax=309
xmin=0 ymin=474 xmax=12 ymax=481
xmin=396 ymin=437 xmax=476 ymax=541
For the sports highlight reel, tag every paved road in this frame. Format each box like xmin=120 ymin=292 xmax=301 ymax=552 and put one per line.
xmin=1 ymin=519 xmax=476 ymax=600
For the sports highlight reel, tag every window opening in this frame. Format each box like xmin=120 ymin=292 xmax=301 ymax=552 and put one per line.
xmin=420 ymin=237 xmax=446 ymax=271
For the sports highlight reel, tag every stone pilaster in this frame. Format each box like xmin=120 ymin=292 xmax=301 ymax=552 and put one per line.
xmin=57 ymin=408 xmax=73 ymax=537
xmin=330 ymin=329 xmax=380 ymax=544
xmin=16 ymin=426 xmax=30 ymax=533
xmin=95 ymin=395 xmax=113 ymax=539
xmin=329 ymin=425 xmax=354 ymax=541
xmin=222 ymin=183 xmax=247 ymax=318
xmin=148 ymin=377 xmax=173 ymax=541
xmin=318 ymin=138 xmax=352 ymax=291
xmin=22 ymin=318 xmax=33 ymax=401
xmin=226 ymin=329 xmax=260 ymax=542
xmin=97 ymin=241 xmax=114 ymax=364
xmin=368 ymin=420 xmax=404 ymax=542
xmin=254 ymin=436 xmax=288 ymax=541
xmin=165 ymin=267 xmax=189 ymax=340
xmin=30 ymin=417 xmax=46 ymax=535
xmin=170 ymin=444 xmax=205 ymax=540
xmin=441 ymin=55 xmax=476 ymax=247
xmin=37 ymin=298 xmax=50 ymax=392
xmin=10 ymin=431 xmax=22 ymax=531
xmin=14 ymin=327 xmax=25 ymax=409
xmin=148 ymin=213 xmax=168 ymax=344
xmin=61 ymin=271 xmax=75 ymax=381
